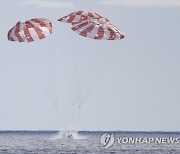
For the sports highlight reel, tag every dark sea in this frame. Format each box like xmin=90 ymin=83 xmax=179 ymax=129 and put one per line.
xmin=0 ymin=131 xmax=180 ymax=154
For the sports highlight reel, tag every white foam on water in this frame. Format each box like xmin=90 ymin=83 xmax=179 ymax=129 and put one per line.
xmin=50 ymin=131 xmax=86 ymax=140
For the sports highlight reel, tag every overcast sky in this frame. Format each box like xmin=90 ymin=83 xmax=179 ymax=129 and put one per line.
xmin=0 ymin=0 xmax=180 ymax=131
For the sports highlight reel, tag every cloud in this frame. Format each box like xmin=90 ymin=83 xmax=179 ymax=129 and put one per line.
xmin=22 ymin=0 xmax=75 ymax=8
xmin=102 ymin=0 xmax=180 ymax=7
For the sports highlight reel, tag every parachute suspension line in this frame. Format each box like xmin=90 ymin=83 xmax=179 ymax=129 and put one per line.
xmin=56 ymin=104 xmax=67 ymax=131
xmin=64 ymin=65 xmax=76 ymax=105
xmin=69 ymin=32 xmax=84 ymax=131
xmin=73 ymin=44 xmax=119 ymax=109
xmin=72 ymin=49 xmax=102 ymax=107
xmin=76 ymin=103 xmax=81 ymax=130
xmin=63 ymin=67 xmax=77 ymax=131
xmin=50 ymin=38 xmax=59 ymax=109
xmin=71 ymin=103 xmax=75 ymax=131
xmin=72 ymin=48 xmax=99 ymax=107
xmin=79 ymin=48 xmax=119 ymax=108
xmin=70 ymin=33 xmax=81 ymax=131
xmin=50 ymin=38 xmax=68 ymax=131
xmin=71 ymin=104 xmax=81 ymax=131
xmin=71 ymin=44 xmax=80 ymax=106
xmin=63 ymin=66 xmax=77 ymax=131
xmin=15 ymin=50 xmax=59 ymax=109
xmin=64 ymin=30 xmax=79 ymax=106
xmin=15 ymin=46 xmax=67 ymax=131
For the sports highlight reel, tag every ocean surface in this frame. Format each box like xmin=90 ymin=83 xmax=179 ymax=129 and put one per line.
xmin=0 ymin=131 xmax=180 ymax=154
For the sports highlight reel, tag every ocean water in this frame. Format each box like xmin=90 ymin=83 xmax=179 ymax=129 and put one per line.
xmin=0 ymin=131 xmax=180 ymax=154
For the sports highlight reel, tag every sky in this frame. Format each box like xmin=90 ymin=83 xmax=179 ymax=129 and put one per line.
xmin=0 ymin=0 xmax=180 ymax=131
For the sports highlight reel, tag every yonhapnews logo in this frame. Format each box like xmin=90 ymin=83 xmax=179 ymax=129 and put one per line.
xmin=100 ymin=133 xmax=115 ymax=148
xmin=100 ymin=133 xmax=179 ymax=148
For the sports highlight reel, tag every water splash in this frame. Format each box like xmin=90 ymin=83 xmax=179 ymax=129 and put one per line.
xmin=50 ymin=131 xmax=86 ymax=140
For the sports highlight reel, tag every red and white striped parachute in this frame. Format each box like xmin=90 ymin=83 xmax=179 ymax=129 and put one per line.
xmin=58 ymin=10 xmax=109 ymax=25
xmin=7 ymin=18 xmax=52 ymax=42
xmin=58 ymin=10 xmax=125 ymax=40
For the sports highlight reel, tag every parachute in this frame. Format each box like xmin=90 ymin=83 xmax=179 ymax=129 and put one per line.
xmin=7 ymin=18 xmax=52 ymax=42
xmin=58 ymin=10 xmax=109 ymax=25
xmin=7 ymin=18 xmax=58 ymax=108
xmin=58 ymin=10 xmax=125 ymax=40
xmin=7 ymin=12 xmax=125 ymax=132
xmin=57 ymin=11 xmax=125 ymax=131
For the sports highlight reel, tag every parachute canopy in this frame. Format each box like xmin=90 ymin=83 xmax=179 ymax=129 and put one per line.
xmin=8 ymin=18 xmax=52 ymax=42
xmin=58 ymin=10 xmax=125 ymax=40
